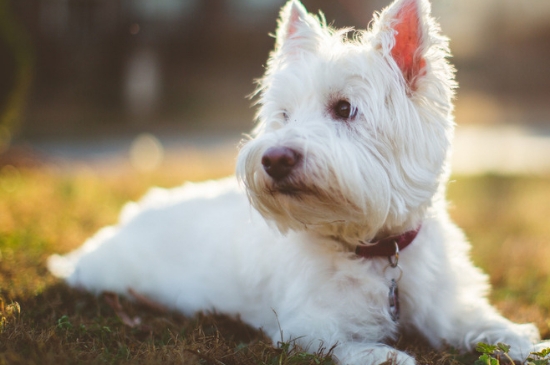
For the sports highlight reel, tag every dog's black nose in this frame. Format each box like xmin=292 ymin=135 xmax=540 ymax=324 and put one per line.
xmin=261 ymin=147 xmax=300 ymax=181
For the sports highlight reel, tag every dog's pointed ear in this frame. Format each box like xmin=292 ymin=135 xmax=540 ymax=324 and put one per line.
xmin=373 ymin=0 xmax=431 ymax=91
xmin=274 ymin=0 xmax=322 ymax=55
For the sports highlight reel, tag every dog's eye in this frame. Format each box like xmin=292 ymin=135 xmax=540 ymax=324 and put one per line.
xmin=333 ymin=100 xmax=356 ymax=120
xmin=282 ymin=111 xmax=289 ymax=121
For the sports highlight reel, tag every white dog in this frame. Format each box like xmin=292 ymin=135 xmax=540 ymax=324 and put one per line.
xmin=49 ymin=0 xmax=547 ymax=363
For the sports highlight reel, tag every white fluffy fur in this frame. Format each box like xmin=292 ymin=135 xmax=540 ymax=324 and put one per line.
xmin=48 ymin=0 xmax=548 ymax=364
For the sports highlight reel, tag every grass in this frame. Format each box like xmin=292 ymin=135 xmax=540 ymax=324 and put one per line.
xmin=1 ymin=148 xmax=550 ymax=364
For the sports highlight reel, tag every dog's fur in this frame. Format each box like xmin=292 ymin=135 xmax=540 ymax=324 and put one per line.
xmin=49 ymin=0 xmax=547 ymax=363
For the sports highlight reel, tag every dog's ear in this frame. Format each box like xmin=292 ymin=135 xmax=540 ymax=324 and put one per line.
xmin=274 ymin=0 xmax=322 ymax=56
xmin=372 ymin=0 xmax=432 ymax=91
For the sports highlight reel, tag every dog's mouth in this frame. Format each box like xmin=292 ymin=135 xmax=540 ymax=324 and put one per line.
xmin=271 ymin=187 xmax=302 ymax=196
xmin=267 ymin=182 xmax=313 ymax=197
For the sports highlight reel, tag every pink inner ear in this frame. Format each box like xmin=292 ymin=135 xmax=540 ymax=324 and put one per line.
xmin=286 ymin=3 xmax=302 ymax=39
xmin=391 ymin=0 xmax=426 ymax=89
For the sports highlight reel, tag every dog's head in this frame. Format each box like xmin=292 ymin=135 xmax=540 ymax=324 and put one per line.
xmin=237 ymin=0 xmax=456 ymax=245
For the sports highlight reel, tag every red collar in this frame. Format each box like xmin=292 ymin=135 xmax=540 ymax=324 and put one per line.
xmin=355 ymin=226 xmax=421 ymax=259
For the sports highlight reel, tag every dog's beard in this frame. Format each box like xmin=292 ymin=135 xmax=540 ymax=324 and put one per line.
xmin=256 ymin=183 xmax=356 ymax=230
xmin=240 ymin=164 xmax=392 ymax=244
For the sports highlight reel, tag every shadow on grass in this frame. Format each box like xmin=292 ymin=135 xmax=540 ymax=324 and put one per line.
xmin=0 ymin=280 xmax=480 ymax=365
xmin=1 ymin=280 xmax=340 ymax=365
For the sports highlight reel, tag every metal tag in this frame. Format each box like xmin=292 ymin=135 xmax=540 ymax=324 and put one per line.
xmin=388 ymin=278 xmax=400 ymax=321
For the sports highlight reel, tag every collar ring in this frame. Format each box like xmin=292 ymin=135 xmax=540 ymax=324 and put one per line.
xmin=387 ymin=240 xmax=399 ymax=268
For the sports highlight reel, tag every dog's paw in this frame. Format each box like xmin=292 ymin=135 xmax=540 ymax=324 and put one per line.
xmin=379 ymin=350 xmax=416 ymax=365
xmin=503 ymin=323 xmax=542 ymax=360
xmin=333 ymin=343 xmax=415 ymax=365
xmin=529 ymin=341 xmax=550 ymax=359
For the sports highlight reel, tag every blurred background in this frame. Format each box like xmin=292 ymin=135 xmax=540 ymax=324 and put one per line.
xmin=1 ymin=0 xmax=550 ymax=173
xmin=1 ymin=1 xmax=550 ymax=347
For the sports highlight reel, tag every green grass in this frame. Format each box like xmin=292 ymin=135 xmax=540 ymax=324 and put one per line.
xmin=1 ymin=152 xmax=550 ymax=364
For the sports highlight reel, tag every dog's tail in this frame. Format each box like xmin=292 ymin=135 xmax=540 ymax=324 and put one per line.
xmin=47 ymin=225 xmax=116 ymax=280
xmin=47 ymin=253 xmax=77 ymax=279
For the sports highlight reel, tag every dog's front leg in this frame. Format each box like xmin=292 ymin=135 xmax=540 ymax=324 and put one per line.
xmin=267 ymin=308 xmax=416 ymax=365
xmin=395 ymin=219 xmax=543 ymax=362
xmin=404 ymin=288 xmax=540 ymax=361
xmin=399 ymin=251 xmax=540 ymax=360
xmin=446 ymin=303 xmax=539 ymax=361
xmin=280 ymin=335 xmax=416 ymax=365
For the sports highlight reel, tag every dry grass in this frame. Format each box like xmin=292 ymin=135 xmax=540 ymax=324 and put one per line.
xmin=1 ymin=147 xmax=549 ymax=364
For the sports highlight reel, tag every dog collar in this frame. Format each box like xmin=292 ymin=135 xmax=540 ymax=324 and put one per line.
xmin=355 ymin=226 xmax=421 ymax=259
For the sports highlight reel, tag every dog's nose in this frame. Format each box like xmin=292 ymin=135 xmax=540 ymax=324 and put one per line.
xmin=261 ymin=147 xmax=300 ymax=181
